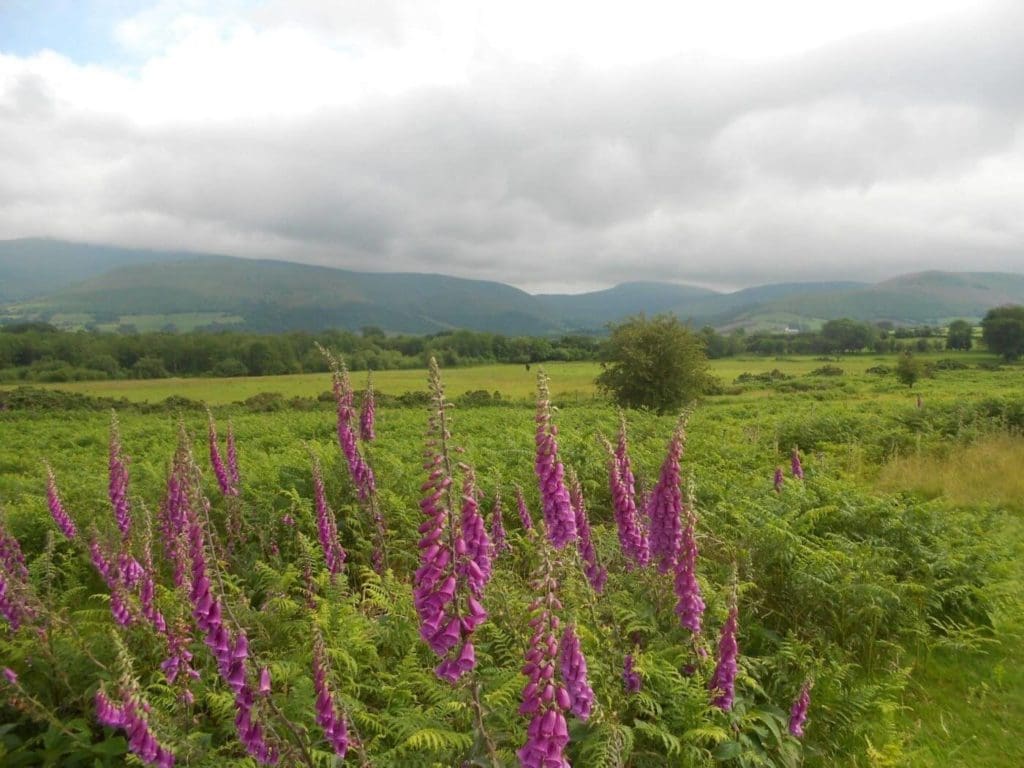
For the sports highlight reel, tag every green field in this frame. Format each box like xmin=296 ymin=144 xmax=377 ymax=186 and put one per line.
xmin=1 ymin=353 xmax=1022 ymax=766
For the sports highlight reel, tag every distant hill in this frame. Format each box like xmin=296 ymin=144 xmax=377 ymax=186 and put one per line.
xmin=0 ymin=238 xmax=197 ymax=302
xmin=2 ymin=240 xmax=1023 ymax=333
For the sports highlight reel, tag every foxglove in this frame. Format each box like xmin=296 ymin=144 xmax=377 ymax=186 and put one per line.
xmin=603 ymin=425 xmax=648 ymax=568
xmin=515 ymin=484 xmax=534 ymax=531
xmin=313 ymin=637 xmax=349 ymax=757
xmin=534 ymin=372 xmax=576 ymax=549
xmin=673 ymin=510 xmax=704 ymax=634
xmin=360 ymin=375 xmax=376 ymax=442
xmin=568 ymin=473 xmax=606 ymax=594
xmin=774 ymin=466 xmax=784 ymax=493
xmin=623 ymin=654 xmax=641 ymax=694
xmin=789 ymin=681 xmax=811 ymax=738
xmin=312 ymin=457 xmax=346 ymax=578
xmin=647 ymin=419 xmax=687 ymax=573
xmin=208 ymin=412 xmax=238 ymax=497
xmin=559 ymin=625 xmax=594 ymax=720
xmin=518 ymin=544 xmax=571 ymax=768
xmin=95 ymin=688 xmax=175 ymax=767
xmin=709 ymin=596 xmax=739 ymax=711
xmin=791 ymin=446 xmax=804 ymax=480
xmin=44 ymin=466 xmax=77 ymax=540
xmin=108 ymin=415 xmax=132 ymax=540
xmin=490 ymin=491 xmax=509 ymax=555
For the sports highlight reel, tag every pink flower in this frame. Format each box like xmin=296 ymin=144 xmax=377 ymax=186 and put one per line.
xmin=788 ymin=681 xmax=812 ymax=738
xmin=44 ymin=465 xmax=77 ymax=540
xmin=534 ymin=372 xmax=576 ymax=549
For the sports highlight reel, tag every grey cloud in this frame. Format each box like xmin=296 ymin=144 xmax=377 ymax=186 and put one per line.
xmin=1 ymin=2 xmax=1023 ymax=292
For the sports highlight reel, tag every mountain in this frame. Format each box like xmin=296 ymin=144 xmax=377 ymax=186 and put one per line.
xmin=535 ymin=281 xmax=721 ymax=330
xmin=2 ymin=239 xmax=1023 ymax=333
xmin=0 ymin=238 xmax=197 ymax=302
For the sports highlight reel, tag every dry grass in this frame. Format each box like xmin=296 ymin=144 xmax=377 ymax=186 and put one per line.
xmin=876 ymin=434 xmax=1024 ymax=509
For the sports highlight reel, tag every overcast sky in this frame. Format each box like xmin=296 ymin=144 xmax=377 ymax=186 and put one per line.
xmin=1 ymin=0 xmax=1021 ymax=293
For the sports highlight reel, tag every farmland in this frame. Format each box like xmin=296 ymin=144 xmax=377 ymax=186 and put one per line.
xmin=1 ymin=352 xmax=1022 ymax=766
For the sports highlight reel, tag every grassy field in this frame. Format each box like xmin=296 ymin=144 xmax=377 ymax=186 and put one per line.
xmin=1 ymin=352 xmax=1017 ymax=406
xmin=1 ymin=352 xmax=1022 ymax=766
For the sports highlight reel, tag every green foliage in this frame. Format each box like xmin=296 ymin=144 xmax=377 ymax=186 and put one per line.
xmin=0 ymin=357 xmax=1018 ymax=767
xmin=596 ymin=314 xmax=711 ymax=413
xmin=945 ymin=320 xmax=973 ymax=351
xmin=896 ymin=352 xmax=922 ymax=388
xmin=981 ymin=305 xmax=1024 ymax=360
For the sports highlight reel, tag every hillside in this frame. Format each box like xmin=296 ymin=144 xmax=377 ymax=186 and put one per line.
xmin=0 ymin=238 xmax=194 ymax=302
xmin=3 ymin=240 xmax=1024 ymax=333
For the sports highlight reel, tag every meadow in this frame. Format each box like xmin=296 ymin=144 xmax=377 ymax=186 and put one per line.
xmin=0 ymin=351 xmax=1021 ymax=766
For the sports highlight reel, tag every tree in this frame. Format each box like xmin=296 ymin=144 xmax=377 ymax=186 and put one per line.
xmin=896 ymin=351 xmax=921 ymax=388
xmin=981 ymin=306 xmax=1024 ymax=360
xmin=946 ymin=319 xmax=973 ymax=351
xmin=820 ymin=318 xmax=874 ymax=354
xmin=596 ymin=314 xmax=710 ymax=413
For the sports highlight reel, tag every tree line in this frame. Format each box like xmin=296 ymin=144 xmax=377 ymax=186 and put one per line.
xmin=1 ymin=307 xmax=1020 ymax=383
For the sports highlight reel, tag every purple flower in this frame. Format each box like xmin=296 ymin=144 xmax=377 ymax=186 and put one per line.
xmin=673 ymin=511 xmax=704 ymax=635
xmin=95 ymin=689 xmax=176 ymax=767
xmin=312 ymin=458 xmax=346 ymax=578
xmin=0 ymin=518 xmax=29 ymax=583
xmin=359 ymin=375 xmax=376 ymax=442
xmin=534 ymin=372 xmax=577 ymax=550
xmin=647 ymin=420 xmax=687 ymax=573
xmin=332 ymin=364 xmax=376 ymax=500
xmin=709 ymin=597 xmax=739 ymax=711
xmin=226 ymin=422 xmax=240 ymax=491
xmin=623 ymin=654 xmax=641 ymax=694
xmin=603 ymin=424 xmax=648 ymax=569
xmin=108 ymin=415 xmax=132 ymax=540
xmin=3 ymin=667 xmax=17 ymax=684
xmin=139 ymin=536 xmax=166 ymax=635
xmin=569 ymin=474 xmax=607 ymax=594
xmin=45 ymin=466 xmax=77 ymax=540
xmin=789 ymin=681 xmax=811 ymax=738
xmin=518 ymin=548 xmax=571 ymax=768
xmin=791 ymin=446 xmax=804 ymax=480
xmin=258 ymin=666 xmax=272 ymax=696
xmin=414 ymin=359 xmax=487 ymax=683
xmin=160 ymin=618 xmax=199 ymax=686
xmin=0 ymin=573 xmax=25 ymax=630
xmin=208 ymin=412 xmax=238 ymax=497
xmin=313 ymin=637 xmax=349 ymax=758
xmin=514 ymin=484 xmax=533 ymax=531
xmin=490 ymin=491 xmax=509 ymax=556
xmin=234 ymin=685 xmax=278 ymax=764
xmin=774 ymin=466 xmax=784 ymax=493
xmin=559 ymin=625 xmax=594 ymax=721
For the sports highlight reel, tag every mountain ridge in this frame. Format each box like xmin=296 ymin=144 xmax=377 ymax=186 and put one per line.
xmin=2 ymin=239 xmax=1022 ymax=333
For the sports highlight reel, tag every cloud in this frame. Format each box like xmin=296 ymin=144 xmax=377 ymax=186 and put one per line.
xmin=0 ymin=0 xmax=1021 ymax=292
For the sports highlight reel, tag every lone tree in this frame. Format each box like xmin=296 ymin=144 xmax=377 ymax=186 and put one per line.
xmin=945 ymin=319 xmax=973 ymax=351
xmin=596 ymin=314 xmax=710 ymax=413
xmin=896 ymin=350 xmax=922 ymax=388
xmin=981 ymin=306 xmax=1024 ymax=360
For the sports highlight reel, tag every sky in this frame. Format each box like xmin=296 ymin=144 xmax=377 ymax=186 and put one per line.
xmin=0 ymin=0 xmax=1021 ymax=293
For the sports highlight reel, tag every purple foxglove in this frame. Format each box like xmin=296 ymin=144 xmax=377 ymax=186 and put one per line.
xmin=359 ymin=375 xmax=376 ymax=442
xmin=647 ymin=420 xmax=687 ymax=573
xmin=569 ymin=474 xmax=606 ymax=594
xmin=490 ymin=491 xmax=509 ymax=556
xmin=774 ymin=466 xmax=784 ymax=493
xmin=709 ymin=597 xmax=739 ymax=711
xmin=3 ymin=667 xmax=17 ymax=684
xmin=235 ymin=685 xmax=278 ymax=764
xmin=207 ymin=412 xmax=237 ymax=497
xmin=44 ymin=466 xmax=77 ymax=540
xmin=0 ymin=517 xmax=29 ymax=583
xmin=312 ymin=458 xmax=346 ymax=578
xmin=534 ymin=372 xmax=576 ymax=549
xmin=0 ymin=573 xmax=26 ymax=630
xmin=226 ymin=422 xmax=240 ymax=490
xmin=623 ymin=654 xmax=641 ymax=694
xmin=603 ymin=426 xmax=648 ymax=568
xmin=108 ymin=416 xmax=132 ymax=540
xmin=791 ymin=446 xmax=804 ymax=480
xmin=518 ymin=547 xmax=571 ymax=768
xmin=673 ymin=511 xmax=704 ymax=635
xmin=414 ymin=358 xmax=486 ymax=683
xmin=313 ymin=637 xmax=349 ymax=757
xmin=789 ymin=680 xmax=811 ymax=738
xmin=331 ymin=364 xmax=376 ymax=500
xmin=96 ymin=689 xmax=176 ymax=767
xmin=559 ymin=625 xmax=595 ymax=720
xmin=514 ymin=484 xmax=534 ymax=531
